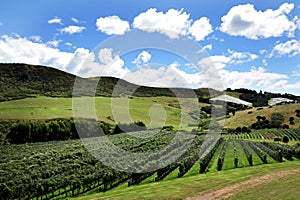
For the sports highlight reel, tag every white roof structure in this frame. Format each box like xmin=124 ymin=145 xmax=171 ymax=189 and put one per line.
xmin=210 ymin=94 xmax=252 ymax=107
xmin=269 ymin=97 xmax=294 ymax=106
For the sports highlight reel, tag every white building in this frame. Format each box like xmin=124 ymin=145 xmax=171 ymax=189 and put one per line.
xmin=269 ymin=97 xmax=294 ymax=106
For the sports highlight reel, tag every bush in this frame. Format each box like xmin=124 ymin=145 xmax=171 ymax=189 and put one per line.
xmin=282 ymin=124 xmax=289 ymax=129
xmin=271 ymin=113 xmax=285 ymax=128
xmin=236 ymin=127 xmax=242 ymax=133
xmin=113 ymin=121 xmax=146 ymax=134
xmin=282 ymin=135 xmax=289 ymax=143
xmin=274 ymin=137 xmax=282 ymax=142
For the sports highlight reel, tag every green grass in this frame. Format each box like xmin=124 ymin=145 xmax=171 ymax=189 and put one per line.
xmin=229 ymin=172 xmax=300 ymax=200
xmin=71 ymin=161 xmax=300 ymax=200
xmin=0 ymin=96 xmax=208 ymax=128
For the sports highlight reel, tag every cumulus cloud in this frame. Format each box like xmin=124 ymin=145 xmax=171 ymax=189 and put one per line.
xmin=96 ymin=16 xmax=130 ymax=35
xmin=0 ymin=35 xmax=73 ymax=70
xmin=219 ymin=67 xmax=288 ymax=89
xmin=219 ymin=3 xmax=297 ymax=39
xmin=48 ymin=17 xmax=63 ymax=25
xmin=132 ymin=51 xmax=151 ymax=66
xmin=60 ymin=25 xmax=86 ymax=34
xmin=0 ymin=34 xmax=129 ymax=78
xmin=189 ymin=17 xmax=213 ymax=41
xmin=269 ymin=39 xmax=300 ymax=57
xmin=133 ymin=8 xmax=213 ymax=41
xmin=76 ymin=48 xmax=130 ymax=78
xmin=199 ymin=56 xmax=231 ymax=70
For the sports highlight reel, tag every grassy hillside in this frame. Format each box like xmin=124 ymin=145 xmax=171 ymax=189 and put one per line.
xmin=0 ymin=63 xmax=219 ymax=101
xmin=224 ymin=104 xmax=300 ymax=129
xmin=0 ymin=96 xmax=208 ymax=127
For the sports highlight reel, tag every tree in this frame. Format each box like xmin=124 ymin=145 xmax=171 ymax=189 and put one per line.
xmin=256 ymin=116 xmax=262 ymax=121
xmin=289 ymin=117 xmax=295 ymax=125
xmin=282 ymin=124 xmax=289 ymax=129
xmin=274 ymin=137 xmax=281 ymax=142
xmin=236 ymin=127 xmax=242 ymax=133
xmin=282 ymin=135 xmax=289 ymax=143
xmin=271 ymin=113 xmax=285 ymax=128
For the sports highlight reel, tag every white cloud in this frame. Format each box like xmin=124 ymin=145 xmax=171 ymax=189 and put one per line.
xmin=65 ymin=42 xmax=73 ymax=47
xmin=0 ymin=35 xmax=129 ymax=78
xmin=203 ymin=44 xmax=212 ymax=51
xmin=132 ymin=51 xmax=151 ymax=66
xmin=76 ymin=48 xmax=130 ymax=78
xmin=133 ymin=8 xmax=213 ymax=41
xmin=122 ymin=62 xmax=204 ymax=89
xmin=30 ymin=35 xmax=42 ymax=42
xmin=96 ymin=16 xmax=130 ymax=35
xmin=219 ymin=67 xmax=289 ymax=90
xmin=198 ymin=50 xmax=258 ymax=69
xmin=46 ymin=39 xmax=61 ymax=47
xmin=71 ymin=17 xmax=79 ymax=23
xmin=269 ymin=39 xmax=300 ymax=57
xmin=60 ymin=25 xmax=86 ymax=34
xmin=189 ymin=17 xmax=213 ymax=41
xmin=48 ymin=17 xmax=63 ymax=25
xmin=0 ymin=35 xmax=73 ymax=70
xmin=227 ymin=49 xmax=258 ymax=64
xmin=219 ymin=3 xmax=297 ymax=39
xmin=199 ymin=56 xmax=231 ymax=70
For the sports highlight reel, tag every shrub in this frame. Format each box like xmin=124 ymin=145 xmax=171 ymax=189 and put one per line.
xmin=274 ymin=137 xmax=282 ymax=142
xmin=236 ymin=127 xmax=242 ymax=133
xmin=282 ymin=135 xmax=289 ymax=143
xmin=271 ymin=113 xmax=285 ymax=128
xmin=282 ymin=124 xmax=289 ymax=129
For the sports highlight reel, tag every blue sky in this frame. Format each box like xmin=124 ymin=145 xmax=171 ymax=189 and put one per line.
xmin=0 ymin=0 xmax=300 ymax=95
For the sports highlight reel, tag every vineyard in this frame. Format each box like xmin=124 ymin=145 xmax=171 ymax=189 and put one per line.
xmin=0 ymin=129 xmax=300 ymax=199
xmin=224 ymin=128 xmax=300 ymax=141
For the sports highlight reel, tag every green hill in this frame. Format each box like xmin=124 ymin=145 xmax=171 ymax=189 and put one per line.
xmin=0 ymin=63 xmax=219 ymax=101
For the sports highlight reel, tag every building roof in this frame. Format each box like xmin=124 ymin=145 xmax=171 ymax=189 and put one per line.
xmin=210 ymin=94 xmax=252 ymax=106
xmin=269 ymin=97 xmax=294 ymax=106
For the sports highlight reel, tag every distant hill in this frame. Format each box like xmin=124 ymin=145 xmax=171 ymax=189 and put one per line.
xmin=0 ymin=63 xmax=220 ymax=101
xmin=224 ymin=103 xmax=300 ymax=129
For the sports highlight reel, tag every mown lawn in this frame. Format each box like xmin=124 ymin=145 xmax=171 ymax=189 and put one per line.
xmin=71 ymin=161 xmax=300 ymax=200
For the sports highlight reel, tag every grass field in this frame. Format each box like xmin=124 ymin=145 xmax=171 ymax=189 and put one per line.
xmin=224 ymin=103 xmax=300 ymax=129
xmin=0 ymin=96 xmax=208 ymax=128
xmin=71 ymin=161 xmax=300 ymax=200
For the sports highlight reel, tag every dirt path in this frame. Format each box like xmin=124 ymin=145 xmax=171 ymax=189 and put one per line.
xmin=185 ymin=169 xmax=300 ymax=200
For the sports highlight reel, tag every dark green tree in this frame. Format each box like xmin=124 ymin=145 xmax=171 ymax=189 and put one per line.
xmin=282 ymin=135 xmax=289 ymax=143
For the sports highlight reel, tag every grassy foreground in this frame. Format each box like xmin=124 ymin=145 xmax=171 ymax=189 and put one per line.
xmin=71 ymin=161 xmax=300 ymax=200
